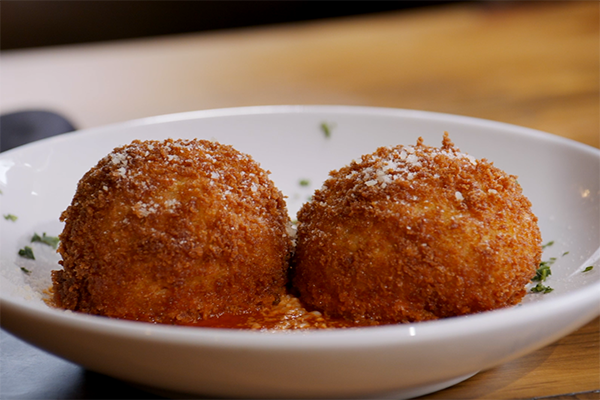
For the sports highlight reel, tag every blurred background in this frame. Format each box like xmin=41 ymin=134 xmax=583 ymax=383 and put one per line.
xmin=1 ymin=1 xmax=598 ymax=150
xmin=2 ymin=1 xmax=455 ymax=50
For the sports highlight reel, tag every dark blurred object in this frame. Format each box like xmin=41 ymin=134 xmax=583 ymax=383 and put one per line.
xmin=0 ymin=110 xmax=76 ymax=152
xmin=1 ymin=1 xmax=458 ymax=50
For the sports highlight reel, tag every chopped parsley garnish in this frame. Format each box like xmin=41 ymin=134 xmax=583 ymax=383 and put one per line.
xmin=530 ymin=283 xmax=554 ymax=294
xmin=299 ymin=179 xmax=310 ymax=187
xmin=530 ymin=248 xmax=562 ymax=293
xmin=3 ymin=214 xmax=18 ymax=222
xmin=31 ymin=232 xmax=60 ymax=249
xmin=320 ymin=122 xmax=335 ymax=138
xmin=18 ymin=246 xmax=35 ymax=260
xmin=532 ymin=258 xmax=555 ymax=282
xmin=541 ymin=240 xmax=555 ymax=249
xmin=583 ymin=266 xmax=594 ymax=273
xmin=20 ymin=267 xmax=31 ymax=275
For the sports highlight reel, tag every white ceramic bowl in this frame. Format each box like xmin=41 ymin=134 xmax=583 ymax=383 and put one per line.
xmin=1 ymin=106 xmax=599 ymax=399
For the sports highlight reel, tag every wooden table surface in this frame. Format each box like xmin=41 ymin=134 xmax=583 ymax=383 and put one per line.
xmin=1 ymin=1 xmax=598 ymax=399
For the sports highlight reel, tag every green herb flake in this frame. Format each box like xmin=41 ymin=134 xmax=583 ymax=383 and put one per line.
xmin=542 ymin=240 xmax=555 ymax=249
xmin=3 ymin=214 xmax=18 ymax=222
xmin=530 ymin=249 xmax=558 ymax=293
xmin=531 ymin=283 xmax=554 ymax=294
xmin=18 ymin=246 xmax=35 ymax=260
xmin=299 ymin=179 xmax=310 ymax=187
xmin=31 ymin=232 xmax=60 ymax=249
xmin=562 ymin=251 xmax=570 ymax=256
xmin=20 ymin=267 xmax=31 ymax=275
xmin=583 ymin=266 xmax=594 ymax=273
xmin=532 ymin=259 xmax=555 ymax=282
xmin=320 ymin=122 xmax=335 ymax=138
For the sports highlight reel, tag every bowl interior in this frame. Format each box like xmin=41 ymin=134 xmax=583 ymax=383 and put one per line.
xmin=1 ymin=106 xmax=598 ymax=310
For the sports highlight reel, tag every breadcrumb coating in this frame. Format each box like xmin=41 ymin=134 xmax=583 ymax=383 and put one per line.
xmin=292 ymin=133 xmax=542 ymax=324
xmin=52 ymin=139 xmax=293 ymax=324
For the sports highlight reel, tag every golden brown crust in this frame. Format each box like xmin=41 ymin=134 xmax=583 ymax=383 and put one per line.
xmin=52 ymin=139 xmax=293 ymax=324
xmin=292 ymin=133 xmax=542 ymax=324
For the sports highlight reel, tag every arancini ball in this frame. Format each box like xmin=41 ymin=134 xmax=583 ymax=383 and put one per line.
xmin=52 ymin=139 xmax=293 ymax=324
xmin=292 ymin=133 xmax=542 ymax=324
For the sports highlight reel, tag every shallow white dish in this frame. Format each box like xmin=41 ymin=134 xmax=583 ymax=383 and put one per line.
xmin=1 ymin=105 xmax=599 ymax=399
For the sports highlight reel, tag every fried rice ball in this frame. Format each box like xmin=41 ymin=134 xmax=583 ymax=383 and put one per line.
xmin=52 ymin=139 xmax=293 ymax=324
xmin=292 ymin=133 xmax=542 ymax=324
